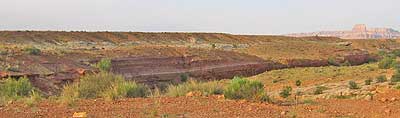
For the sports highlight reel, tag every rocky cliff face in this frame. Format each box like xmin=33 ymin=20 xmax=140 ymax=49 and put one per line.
xmin=286 ymin=24 xmax=400 ymax=39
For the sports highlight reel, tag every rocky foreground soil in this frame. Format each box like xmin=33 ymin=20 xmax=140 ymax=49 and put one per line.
xmin=1 ymin=88 xmax=400 ymax=118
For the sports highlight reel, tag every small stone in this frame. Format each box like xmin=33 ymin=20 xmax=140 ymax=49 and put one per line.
xmin=73 ymin=112 xmax=87 ymax=118
xmin=186 ymin=92 xmax=194 ymax=97
xmin=216 ymin=95 xmax=225 ymax=99
xmin=280 ymin=111 xmax=287 ymax=115
xmin=390 ymin=97 xmax=396 ymax=101
xmin=238 ymin=100 xmax=247 ymax=104
xmin=385 ymin=109 xmax=391 ymax=114
xmin=367 ymin=86 xmax=377 ymax=91
xmin=364 ymin=95 xmax=373 ymax=101
xmin=185 ymin=91 xmax=202 ymax=97
xmin=380 ymin=98 xmax=388 ymax=102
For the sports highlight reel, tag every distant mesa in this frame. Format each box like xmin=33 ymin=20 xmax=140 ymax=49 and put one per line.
xmin=286 ymin=24 xmax=400 ymax=39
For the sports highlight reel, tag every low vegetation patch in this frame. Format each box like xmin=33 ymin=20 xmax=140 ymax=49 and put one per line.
xmin=24 ymin=47 xmax=41 ymax=55
xmin=279 ymin=86 xmax=292 ymax=98
xmin=295 ymin=80 xmax=302 ymax=86
xmin=224 ymin=76 xmax=269 ymax=102
xmin=165 ymin=80 xmax=224 ymax=97
xmin=179 ymin=73 xmax=189 ymax=82
xmin=365 ymin=79 xmax=372 ymax=85
xmin=0 ymin=77 xmax=33 ymax=100
xmin=0 ymin=49 xmax=8 ymax=55
xmin=6 ymin=65 xmax=20 ymax=72
xmin=25 ymin=90 xmax=42 ymax=107
xmin=63 ymin=72 xmax=125 ymax=99
xmin=378 ymin=56 xmax=396 ymax=69
xmin=60 ymin=72 xmax=149 ymax=105
xmin=303 ymin=99 xmax=317 ymax=105
xmin=314 ymin=86 xmax=328 ymax=95
xmin=376 ymin=75 xmax=387 ymax=83
xmin=391 ymin=71 xmax=400 ymax=83
xmin=395 ymin=85 xmax=400 ymax=90
xmin=96 ymin=58 xmax=112 ymax=71
xmin=102 ymin=81 xmax=149 ymax=101
xmin=0 ymin=77 xmax=42 ymax=106
xmin=327 ymin=57 xmax=339 ymax=66
xmin=348 ymin=81 xmax=359 ymax=89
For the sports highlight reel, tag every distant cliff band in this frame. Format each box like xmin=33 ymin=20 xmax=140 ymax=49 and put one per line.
xmin=286 ymin=24 xmax=400 ymax=39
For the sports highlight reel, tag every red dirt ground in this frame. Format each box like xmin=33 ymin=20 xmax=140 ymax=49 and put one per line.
xmin=2 ymin=89 xmax=400 ymax=118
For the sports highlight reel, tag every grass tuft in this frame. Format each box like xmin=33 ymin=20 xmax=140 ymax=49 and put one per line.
xmin=166 ymin=80 xmax=224 ymax=97
xmin=0 ymin=77 xmax=33 ymax=100
xmin=59 ymin=72 xmax=149 ymax=104
xmin=102 ymin=81 xmax=149 ymax=101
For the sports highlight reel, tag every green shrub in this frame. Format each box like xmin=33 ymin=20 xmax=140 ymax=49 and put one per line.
xmin=24 ymin=47 xmax=41 ymax=55
xmin=224 ymin=77 xmax=269 ymax=102
xmin=295 ymin=80 xmax=302 ymax=87
xmin=211 ymin=43 xmax=216 ymax=49
xmin=378 ymin=56 xmax=395 ymax=69
xmin=391 ymin=72 xmax=400 ymax=83
xmin=395 ymin=85 xmax=400 ymax=90
xmin=279 ymin=86 xmax=292 ymax=98
xmin=365 ymin=79 xmax=372 ymax=85
xmin=393 ymin=63 xmax=400 ymax=70
xmin=61 ymin=72 xmax=124 ymax=99
xmin=376 ymin=75 xmax=387 ymax=83
xmin=166 ymin=80 xmax=224 ymax=97
xmin=102 ymin=81 xmax=149 ymax=100
xmin=0 ymin=96 xmax=6 ymax=106
xmin=367 ymin=57 xmax=377 ymax=63
xmin=378 ymin=50 xmax=387 ymax=56
xmin=392 ymin=49 xmax=400 ymax=57
xmin=0 ymin=49 xmax=8 ymax=55
xmin=327 ymin=57 xmax=339 ymax=66
xmin=314 ymin=86 xmax=327 ymax=95
xmin=6 ymin=65 xmax=20 ymax=72
xmin=180 ymin=73 xmax=189 ymax=82
xmin=96 ymin=58 xmax=112 ymax=71
xmin=0 ymin=77 xmax=33 ymax=99
xmin=348 ymin=81 xmax=359 ymax=89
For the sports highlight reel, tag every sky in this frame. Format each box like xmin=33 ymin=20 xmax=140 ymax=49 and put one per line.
xmin=0 ymin=0 xmax=398 ymax=35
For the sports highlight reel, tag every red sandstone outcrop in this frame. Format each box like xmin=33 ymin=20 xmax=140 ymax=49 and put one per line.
xmin=286 ymin=24 xmax=400 ymax=39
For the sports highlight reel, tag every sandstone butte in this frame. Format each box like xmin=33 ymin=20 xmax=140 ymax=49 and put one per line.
xmin=286 ymin=24 xmax=400 ymax=39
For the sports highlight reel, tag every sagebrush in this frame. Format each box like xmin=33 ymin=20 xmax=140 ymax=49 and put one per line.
xmin=224 ymin=76 xmax=269 ymax=102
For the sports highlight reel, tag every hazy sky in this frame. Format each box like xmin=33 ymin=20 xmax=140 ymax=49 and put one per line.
xmin=0 ymin=0 xmax=398 ymax=34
